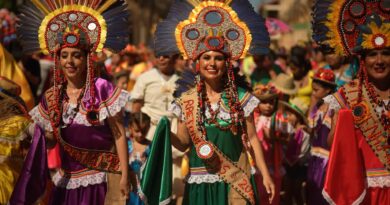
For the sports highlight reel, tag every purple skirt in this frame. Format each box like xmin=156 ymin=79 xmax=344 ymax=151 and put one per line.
xmin=49 ymin=182 xmax=107 ymax=205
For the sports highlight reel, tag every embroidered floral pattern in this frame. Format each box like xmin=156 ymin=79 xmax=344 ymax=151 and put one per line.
xmin=186 ymin=173 xmax=223 ymax=184
xmin=367 ymin=175 xmax=390 ymax=188
xmin=51 ymin=169 xmax=107 ymax=189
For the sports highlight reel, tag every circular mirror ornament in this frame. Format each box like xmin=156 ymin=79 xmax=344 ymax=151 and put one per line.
xmin=208 ymin=38 xmax=221 ymax=47
xmin=50 ymin=23 xmax=59 ymax=31
xmin=88 ymin=22 xmax=97 ymax=31
xmin=226 ymin=29 xmax=239 ymax=41
xmin=66 ymin=35 xmax=77 ymax=44
xmin=204 ymin=11 xmax=223 ymax=26
xmin=68 ymin=13 xmax=78 ymax=21
xmin=373 ymin=35 xmax=386 ymax=48
xmin=343 ymin=19 xmax=356 ymax=33
xmin=379 ymin=0 xmax=390 ymax=13
xmin=349 ymin=1 xmax=365 ymax=18
xmin=186 ymin=29 xmax=200 ymax=40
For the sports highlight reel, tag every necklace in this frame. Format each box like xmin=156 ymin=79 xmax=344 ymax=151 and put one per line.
xmin=61 ymin=84 xmax=86 ymax=127
xmin=203 ymin=88 xmax=235 ymax=131
xmin=364 ymin=78 xmax=390 ymax=130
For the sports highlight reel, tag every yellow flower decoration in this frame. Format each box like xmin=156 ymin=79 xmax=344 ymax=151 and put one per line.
xmin=362 ymin=22 xmax=390 ymax=50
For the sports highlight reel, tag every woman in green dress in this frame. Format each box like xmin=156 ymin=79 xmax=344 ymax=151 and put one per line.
xmin=147 ymin=0 xmax=275 ymax=204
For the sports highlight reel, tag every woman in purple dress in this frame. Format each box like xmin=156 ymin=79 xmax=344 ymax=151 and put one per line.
xmin=306 ymin=68 xmax=336 ymax=205
xmin=11 ymin=1 xmax=131 ymax=204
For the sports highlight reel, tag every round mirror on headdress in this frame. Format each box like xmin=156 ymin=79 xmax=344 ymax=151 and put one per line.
xmin=312 ymin=0 xmax=390 ymax=56
xmin=154 ymin=0 xmax=270 ymax=60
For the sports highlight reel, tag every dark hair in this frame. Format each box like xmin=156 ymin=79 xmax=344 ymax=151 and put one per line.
xmin=290 ymin=46 xmax=312 ymax=74
xmin=129 ymin=112 xmax=151 ymax=132
xmin=113 ymin=70 xmax=129 ymax=82
xmin=312 ymin=78 xmax=336 ymax=92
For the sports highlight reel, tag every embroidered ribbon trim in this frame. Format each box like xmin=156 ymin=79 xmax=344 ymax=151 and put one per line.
xmin=366 ymin=168 xmax=390 ymax=188
xmin=45 ymin=88 xmax=121 ymax=174
xmin=344 ymin=81 xmax=389 ymax=171
xmin=180 ymin=88 xmax=255 ymax=204
xmin=52 ymin=169 xmax=106 ymax=189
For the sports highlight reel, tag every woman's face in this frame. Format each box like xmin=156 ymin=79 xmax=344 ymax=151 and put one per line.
xmin=60 ymin=47 xmax=87 ymax=80
xmin=364 ymin=48 xmax=390 ymax=82
xmin=311 ymin=81 xmax=332 ymax=100
xmin=199 ymin=51 xmax=226 ymax=81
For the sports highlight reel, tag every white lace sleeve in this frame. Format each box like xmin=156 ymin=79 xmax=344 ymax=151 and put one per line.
xmin=323 ymin=94 xmax=341 ymax=113
xmin=29 ymin=105 xmax=53 ymax=131
xmin=169 ymin=101 xmax=184 ymax=121
xmin=242 ymin=94 xmax=260 ymax=117
xmin=99 ymin=89 xmax=129 ymax=120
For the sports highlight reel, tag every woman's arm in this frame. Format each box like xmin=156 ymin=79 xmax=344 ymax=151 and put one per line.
xmin=107 ymin=112 xmax=129 ymax=199
xmin=171 ymin=119 xmax=191 ymax=152
xmin=246 ymin=114 xmax=275 ymax=203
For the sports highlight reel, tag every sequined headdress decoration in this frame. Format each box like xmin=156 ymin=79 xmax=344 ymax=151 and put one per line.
xmin=17 ymin=0 xmax=129 ymax=126
xmin=312 ymin=0 xmax=390 ymax=56
xmin=155 ymin=0 xmax=270 ymax=60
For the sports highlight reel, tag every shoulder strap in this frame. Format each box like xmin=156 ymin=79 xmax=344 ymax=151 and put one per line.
xmin=344 ymin=81 xmax=389 ymax=171
xmin=45 ymin=88 xmax=121 ymax=173
xmin=180 ymin=88 xmax=256 ymax=204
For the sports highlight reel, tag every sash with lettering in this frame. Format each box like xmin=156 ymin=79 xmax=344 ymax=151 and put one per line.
xmin=45 ymin=87 xmax=121 ymax=174
xmin=344 ymin=81 xmax=389 ymax=171
xmin=180 ymin=88 xmax=255 ymax=204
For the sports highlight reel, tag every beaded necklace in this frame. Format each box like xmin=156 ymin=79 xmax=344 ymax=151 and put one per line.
xmin=60 ymin=83 xmax=86 ymax=128
xmin=195 ymin=60 xmax=253 ymax=157
xmin=358 ymin=63 xmax=390 ymax=131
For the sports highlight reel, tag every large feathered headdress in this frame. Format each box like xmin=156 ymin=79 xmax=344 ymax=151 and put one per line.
xmin=17 ymin=0 xmax=130 ymax=126
xmin=312 ymin=0 xmax=390 ymax=56
xmin=154 ymin=0 xmax=270 ymax=60
xmin=17 ymin=0 xmax=129 ymax=54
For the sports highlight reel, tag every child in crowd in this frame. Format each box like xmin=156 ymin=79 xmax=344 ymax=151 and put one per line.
xmin=127 ymin=112 xmax=151 ymax=205
xmin=253 ymin=85 xmax=283 ymax=205
xmin=114 ymin=70 xmax=130 ymax=91
xmin=306 ymin=69 xmax=336 ymax=205
xmin=279 ymin=98 xmax=310 ymax=205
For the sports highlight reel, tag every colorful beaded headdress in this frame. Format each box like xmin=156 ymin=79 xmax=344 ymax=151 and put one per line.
xmin=17 ymin=0 xmax=129 ymax=125
xmin=154 ymin=0 xmax=270 ymax=60
xmin=312 ymin=0 xmax=390 ymax=56
xmin=18 ymin=0 xmax=129 ymax=54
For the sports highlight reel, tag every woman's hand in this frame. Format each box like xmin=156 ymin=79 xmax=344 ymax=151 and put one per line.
xmin=262 ymin=174 xmax=275 ymax=203
xmin=119 ymin=176 xmax=130 ymax=200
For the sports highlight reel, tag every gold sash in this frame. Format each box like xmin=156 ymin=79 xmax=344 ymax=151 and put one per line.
xmin=180 ymin=88 xmax=255 ymax=204
xmin=344 ymin=81 xmax=389 ymax=171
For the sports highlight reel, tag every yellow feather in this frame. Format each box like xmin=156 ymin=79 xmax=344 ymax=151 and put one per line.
xmin=97 ymin=0 xmax=115 ymax=13
xmin=187 ymin=0 xmax=201 ymax=7
xmin=31 ymin=0 xmax=50 ymax=15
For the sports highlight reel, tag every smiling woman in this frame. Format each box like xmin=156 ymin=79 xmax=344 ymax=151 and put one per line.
xmin=59 ymin=48 xmax=87 ymax=82
xmin=312 ymin=0 xmax=390 ymax=204
xmin=10 ymin=1 xmax=131 ymax=205
xmin=141 ymin=0 xmax=276 ymax=204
